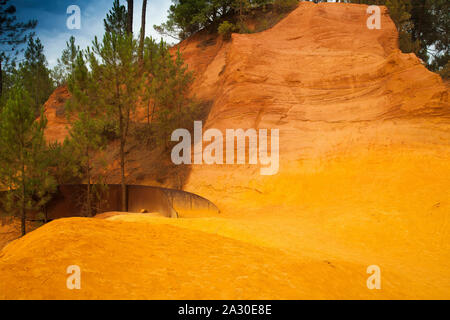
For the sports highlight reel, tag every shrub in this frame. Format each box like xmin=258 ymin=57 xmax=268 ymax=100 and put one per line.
xmin=218 ymin=21 xmax=236 ymax=41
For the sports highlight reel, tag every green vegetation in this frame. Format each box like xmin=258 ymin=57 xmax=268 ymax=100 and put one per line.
xmin=153 ymin=0 xmax=302 ymax=40
xmin=64 ymin=1 xmax=200 ymax=212
xmin=218 ymin=20 xmax=237 ymax=40
xmin=66 ymin=52 xmax=107 ymax=217
xmin=0 ymin=2 xmax=55 ymax=234
xmin=51 ymin=36 xmax=80 ymax=87
xmin=104 ymin=0 xmax=128 ymax=36
xmin=18 ymin=37 xmax=55 ymax=115
xmin=88 ymin=32 xmax=142 ymax=211
xmin=0 ymin=86 xmax=56 ymax=235
xmin=154 ymin=0 xmax=299 ymax=40
xmin=1 ymin=36 xmax=55 ymax=115
xmin=154 ymin=0 xmax=236 ymax=40
xmin=47 ymin=140 xmax=80 ymax=185
xmin=346 ymin=0 xmax=448 ymax=76
xmin=0 ymin=0 xmax=201 ymax=233
xmin=143 ymin=38 xmax=200 ymax=148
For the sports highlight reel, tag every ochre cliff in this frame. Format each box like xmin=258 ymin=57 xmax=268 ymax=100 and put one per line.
xmin=42 ymin=86 xmax=71 ymax=143
xmin=179 ymin=1 xmax=448 ymax=199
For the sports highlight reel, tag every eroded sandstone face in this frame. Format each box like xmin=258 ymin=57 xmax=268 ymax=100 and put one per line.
xmin=42 ymin=86 xmax=71 ymax=143
xmin=179 ymin=2 xmax=449 ymax=202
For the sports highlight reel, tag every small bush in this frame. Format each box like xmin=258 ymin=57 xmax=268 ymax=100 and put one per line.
xmin=102 ymin=120 xmax=119 ymax=141
xmin=218 ymin=21 xmax=236 ymax=41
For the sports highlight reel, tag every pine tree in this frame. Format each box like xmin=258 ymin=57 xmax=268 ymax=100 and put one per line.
xmin=410 ymin=0 xmax=448 ymax=73
xmin=104 ymin=0 xmax=128 ymax=36
xmin=0 ymin=0 xmax=37 ymax=100
xmin=68 ymin=114 xmax=106 ymax=217
xmin=18 ymin=36 xmax=54 ymax=115
xmin=50 ymin=63 xmax=66 ymax=87
xmin=87 ymin=32 xmax=143 ymax=211
xmin=0 ymin=85 xmax=56 ymax=235
xmin=385 ymin=0 xmax=420 ymax=54
xmin=145 ymin=40 xmax=198 ymax=148
xmin=127 ymin=0 xmax=134 ymax=34
xmin=139 ymin=36 xmax=160 ymax=132
xmin=139 ymin=0 xmax=148 ymax=64
xmin=0 ymin=61 xmax=19 ymax=106
xmin=154 ymin=0 xmax=235 ymax=40
xmin=47 ymin=139 xmax=80 ymax=185
xmin=52 ymin=36 xmax=80 ymax=86
xmin=66 ymin=52 xmax=106 ymax=216
xmin=60 ymin=36 xmax=79 ymax=75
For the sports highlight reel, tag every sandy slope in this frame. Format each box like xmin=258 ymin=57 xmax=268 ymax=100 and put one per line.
xmin=0 ymin=2 xmax=449 ymax=299
xmin=0 ymin=216 xmax=431 ymax=299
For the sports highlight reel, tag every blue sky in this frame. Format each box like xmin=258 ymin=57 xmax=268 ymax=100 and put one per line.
xmin=11 ymin=0 xmax=172 ymax=67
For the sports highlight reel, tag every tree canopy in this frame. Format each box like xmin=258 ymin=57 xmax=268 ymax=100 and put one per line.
xmin=18 ymin=36 xmax=54 ymax=115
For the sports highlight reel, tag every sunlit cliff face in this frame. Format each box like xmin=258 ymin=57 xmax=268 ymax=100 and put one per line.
xmin=181 ymin=2 xmax=448 ymax=212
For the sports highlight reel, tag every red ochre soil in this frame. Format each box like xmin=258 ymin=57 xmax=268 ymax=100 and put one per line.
xmin=0 ymin=2 xmax=449 ymax=299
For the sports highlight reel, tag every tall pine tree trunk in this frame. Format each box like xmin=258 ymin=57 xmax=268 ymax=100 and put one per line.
xmin=86 ymin=183 xmax=91 ymax=217
xmin=120 ymin=138 xmax=126 ymax=212
xmin=21 ymin=162 xmax=26 ymax=236
xmin=21 ymin=191 xmax=26 ymax=236
xmin=86 ymin=152 xmax=92 ymax=217
xmin=127 ymin=0 xmax=134 ymax=34
xmin=119 ymin=110 xmax=127 ymax=212
xmin=139 ymin=0 xmax=147 ymax=64
xmin=115 ymin=80 xmax=127 ymax=212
